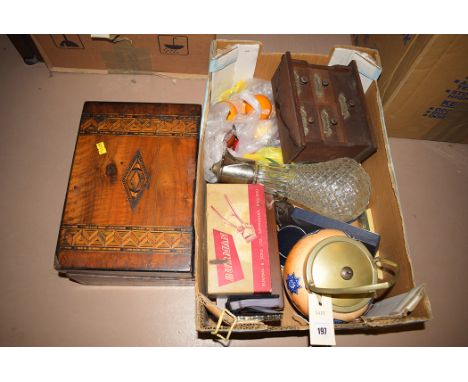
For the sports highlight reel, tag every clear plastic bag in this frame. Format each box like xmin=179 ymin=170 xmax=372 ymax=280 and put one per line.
xmin=231 ymin=119 xmax=279 ymax=156
xmin=203 ymin=102 xmax=234 ymax=183
xmin=204 ymin=79 xmax=280 ymax=182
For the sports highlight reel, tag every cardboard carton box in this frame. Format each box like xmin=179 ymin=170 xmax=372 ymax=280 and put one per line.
xmin=32 ymin=34 xmax=215 ymax=76
xmin=353 ymin=34 xmax=468 ymax=143
xmin=194 ymin=40 xmax=432 ymax=339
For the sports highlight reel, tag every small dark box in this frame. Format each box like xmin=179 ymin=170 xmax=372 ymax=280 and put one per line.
xmin=271 ymin=52 xmax=376 ymax=164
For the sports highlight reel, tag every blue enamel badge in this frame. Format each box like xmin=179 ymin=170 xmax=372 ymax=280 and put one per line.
xmin=286 ymin=272 xmax=301 ymax=295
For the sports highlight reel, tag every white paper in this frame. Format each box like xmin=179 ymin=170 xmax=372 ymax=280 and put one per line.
xmin=90 ymin=34 xmax=111 ymax=39
xmin=309 ymin=293 xmax=336 ymax=346
xmin=210 ymin=44 xmax=260 ymax=103
xmin=328 ymin=47 xmax=382 ymax=92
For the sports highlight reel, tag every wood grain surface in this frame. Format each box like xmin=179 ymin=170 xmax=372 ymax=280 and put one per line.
xmin=55 ymin=102 xmax=200 ymax=274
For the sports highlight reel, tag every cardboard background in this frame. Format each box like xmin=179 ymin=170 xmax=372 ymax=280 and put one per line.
xmin=32 ymin=34 xmax=215 ymax=75
xmin=353 ymin=34 xmax=468 ymax=143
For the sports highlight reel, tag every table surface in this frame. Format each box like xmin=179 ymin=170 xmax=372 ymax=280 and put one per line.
xmin=1 ymin=34 xmax=467 ymax=346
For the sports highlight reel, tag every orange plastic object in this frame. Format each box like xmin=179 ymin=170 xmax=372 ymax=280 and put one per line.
xmin=225 ymin=101 xmax=238 ymax=121
xmin=242 ymin=94 xmax=272 ymax=120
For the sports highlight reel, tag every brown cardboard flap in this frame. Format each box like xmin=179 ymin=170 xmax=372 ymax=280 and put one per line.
xmin=383 ymin=34 xmax=434 ymax=105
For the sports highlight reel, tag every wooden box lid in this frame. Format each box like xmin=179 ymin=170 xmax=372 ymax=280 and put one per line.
xmin=55 ymin=102 xmax=200 ymax=282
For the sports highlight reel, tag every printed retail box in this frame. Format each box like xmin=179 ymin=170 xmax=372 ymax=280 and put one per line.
xmin=206 ymin=184 xmax=271 ymax=296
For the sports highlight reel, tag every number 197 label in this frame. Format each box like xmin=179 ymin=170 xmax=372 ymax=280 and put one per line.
xmin=317 ymin=327 xmax=327 ymax=335
xmin=309 ymin=294 xmax=336 ymax=346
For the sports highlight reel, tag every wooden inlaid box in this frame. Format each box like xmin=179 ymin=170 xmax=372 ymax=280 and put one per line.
xmin=54 ymin=102 xmax=200 ymax=285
